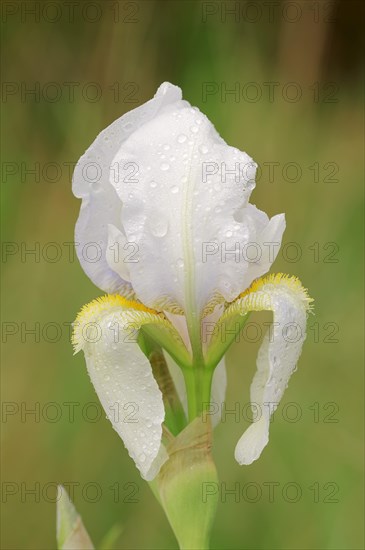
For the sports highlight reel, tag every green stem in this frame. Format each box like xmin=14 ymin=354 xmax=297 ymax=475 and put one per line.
xmin=183 ymin=306 xmax=216 ymax=423
xmin=183 ymin=363 xmax=214 ymax=422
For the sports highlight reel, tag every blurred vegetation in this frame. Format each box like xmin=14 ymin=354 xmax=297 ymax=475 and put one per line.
xmin=1 ymin=1 xmax=364 ymax=548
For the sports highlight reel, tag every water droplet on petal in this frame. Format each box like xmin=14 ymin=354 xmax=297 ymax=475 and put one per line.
xmin=160 ymin=163 xmax=170 ymax=171
xmin=149 ymin=213 xmax=169 ymax=238
xmin=199 ymin=144 xmax=209 ymax=154
xmin=170 ymin=185 xmax=179 ymax=194
xmin=177 ymin=134 xmax=187 ymax=143
xmin=190 ymin=125 xmax=199 ymax=134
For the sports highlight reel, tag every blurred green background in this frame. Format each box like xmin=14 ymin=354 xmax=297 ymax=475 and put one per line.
xmin=1 ymin=0 xmax=364 ymax=548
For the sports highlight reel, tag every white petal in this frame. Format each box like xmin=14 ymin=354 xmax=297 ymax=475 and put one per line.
xmin=74 ymin=183 xmax=129 ymax=294
xmin=72 ymin=82 xmax=182 ymax=294
xmin=73 ymin=296 xmax=169 ymax=480
xmin=109 ymin=84 xmax=284 ymax=326
xmin=164 ymin=311 xmax=192 ymax=354
xmin=201 ymin=303 xmax=225 ymax=354
xmin=210 ymin=358 xmax=227 ymax=427
xmin=236 ymin=205 xmax=285 ymax=290
xmin=217 ymin=274 xmax=312 ymax=465
xmin=105 ymin=224 xmax=131 ymax=282
xmin=234 ymin=416 xmax=268 ymax=466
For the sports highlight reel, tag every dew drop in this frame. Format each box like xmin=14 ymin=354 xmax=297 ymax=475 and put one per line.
xmin=190 ymin=125 xmax=199 ymax=134
xmin=150 ymin=180 xmax=157 ymax=188
xmin=160 ymin=163 xmax=170 ymax=171
xmin=149 ymin=213 xmax=169 ymax=238
xmin=226 ymin=230 xmax=233 ymax=238
xmin=199 ymin=144 xmax=209 ymax=154
xmin=177 ymin=134 xmax=187 ymax=143
xmin=170 ymin=185 xmax=179 ymax=194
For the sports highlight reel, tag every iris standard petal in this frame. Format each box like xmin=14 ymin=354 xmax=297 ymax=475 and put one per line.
xmin=72 ymin=82 xmax=183 ymax=295
xmin=110 ymin=83 xmax=285 ymax=337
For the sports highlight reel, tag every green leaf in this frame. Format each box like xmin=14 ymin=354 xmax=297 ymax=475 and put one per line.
xmin=99 ymin=523 xmax=124 ymax=550
xmin=56 ymin=485 xmax=94 ymax=549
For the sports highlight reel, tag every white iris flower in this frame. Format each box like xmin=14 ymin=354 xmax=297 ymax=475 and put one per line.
xmin=72 ymin=82 xmax=312 ymax=481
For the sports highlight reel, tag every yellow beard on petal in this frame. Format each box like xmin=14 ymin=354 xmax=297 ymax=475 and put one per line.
xmin=239 ymin=273 xmax=314 ymax=310
xmin=71 ymin=294 xmax=192 ymax=367
xmin=72 ymin=294 xmax=163 ymax=353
